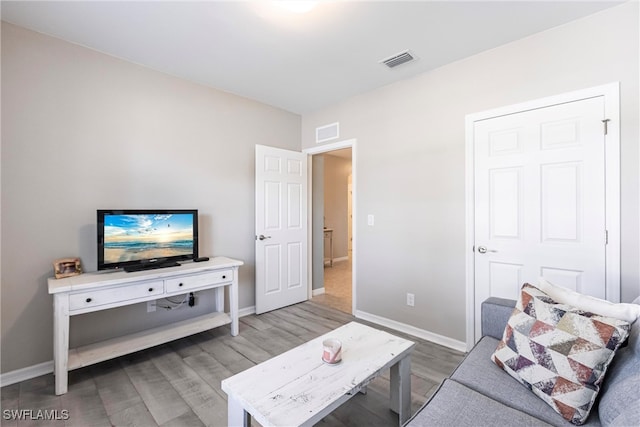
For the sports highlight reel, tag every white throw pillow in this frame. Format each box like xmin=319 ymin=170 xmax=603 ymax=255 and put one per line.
xmin=538 ymin=277 xmax=640 ymax=323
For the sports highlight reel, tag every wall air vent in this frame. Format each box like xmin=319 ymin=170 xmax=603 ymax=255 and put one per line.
xmin=380 ymin=50 xmax=416 ymax=69
xmin=316 ymin=122 xmax=339 ymax=143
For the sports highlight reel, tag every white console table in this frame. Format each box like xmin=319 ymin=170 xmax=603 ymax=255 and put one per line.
xmin=48 ymin=256 xmax=243 ymax=395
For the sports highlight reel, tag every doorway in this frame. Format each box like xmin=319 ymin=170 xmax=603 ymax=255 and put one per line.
xmin=315 ymin=149 xmax=352 ymax=313
xmin=305 ymin=140 xmax=356 ymax=314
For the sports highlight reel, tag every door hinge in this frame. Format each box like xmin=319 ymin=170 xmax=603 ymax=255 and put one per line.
xmin=602 ymin=119 xmax=610 ymax=136
xmin=605 ymin=230 xmax=609 ymax=245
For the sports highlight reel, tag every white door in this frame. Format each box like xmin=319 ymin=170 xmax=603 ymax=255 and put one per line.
xmin=473 ymin=96 xmax=608 ymax=340
xmin=255 ymin=144 xmax=308 ymax=314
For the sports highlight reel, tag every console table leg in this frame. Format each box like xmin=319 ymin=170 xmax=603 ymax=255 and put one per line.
xmin=227 ymin=395 xmax=250 ymax=427
xmin=390 ymin=355 xmax=411 ymax=426
xmin=229 ymin=274 xmax=239 ymax=336
xmin=214 ymin=287 xmax=224 ymax=314
xmin=53 ymin=294 xmax=70 ymax=395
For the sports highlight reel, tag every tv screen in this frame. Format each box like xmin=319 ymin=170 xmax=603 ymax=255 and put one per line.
xmin=97 ymin=209 xmax=198 ymax=272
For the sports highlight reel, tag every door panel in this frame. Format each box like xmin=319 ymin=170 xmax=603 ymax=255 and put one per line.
xmin=541 ymin=162 xmax=581 ymax=241
xmin=474 ymin=97 xmax=606 ymax=340
xmin=489 ymin=261 xmax=523 ymax=299
xmin=264 ymin=245 xmax=281 ymax=294
xmin=287 ymin=243 xmax=302 ymax=289
xmin=489 ymin=168 xmax=521 ymax=239
xmin=540 ymin=267 xmax=583 ymax=292
xmin=256 ymin=145 xmax=308 ymax=314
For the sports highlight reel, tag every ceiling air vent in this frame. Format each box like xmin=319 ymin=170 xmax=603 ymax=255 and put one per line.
xmin=380 ymin=50 xmax=416 ymax=69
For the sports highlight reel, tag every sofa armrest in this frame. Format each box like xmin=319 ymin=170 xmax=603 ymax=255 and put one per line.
xmin=481 ymin=297 xmax=516 ymax=340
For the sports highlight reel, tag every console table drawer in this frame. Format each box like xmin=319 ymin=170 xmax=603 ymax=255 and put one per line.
xmin=69 ymin=280 xmax=164 ymax=311
xmin=165 ymin=269 xmax=233 ymax=293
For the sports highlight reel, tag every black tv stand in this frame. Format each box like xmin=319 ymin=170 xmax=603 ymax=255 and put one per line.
xmin=124 ymin=261 xmax=180 ymax=273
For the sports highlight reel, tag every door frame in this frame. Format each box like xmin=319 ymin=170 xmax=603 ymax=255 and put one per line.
xmin=464 ymin=83 xmax=620 ymax=351
xmin=303 ymin=138 xmax=357 ymax=314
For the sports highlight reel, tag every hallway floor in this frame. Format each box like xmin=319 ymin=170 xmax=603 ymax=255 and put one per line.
xmin=312 ymin=256 xmax=352 ymax=313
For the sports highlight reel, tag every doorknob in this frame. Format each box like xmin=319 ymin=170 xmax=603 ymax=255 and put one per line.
xmin=258 ymin=234 xmax=272 ymax=241
xmin=477 ymin=246 xmax=497 ymax=254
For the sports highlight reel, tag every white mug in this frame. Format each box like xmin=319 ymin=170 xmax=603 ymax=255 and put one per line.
xmin=322 ymin=338 xmax=342 ymax=364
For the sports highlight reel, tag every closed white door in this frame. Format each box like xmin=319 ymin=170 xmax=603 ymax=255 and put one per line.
xmin=255 ymin=144 xmax=308 ymax=314
xmin=473 ymin=97 xmax=608 ymax=340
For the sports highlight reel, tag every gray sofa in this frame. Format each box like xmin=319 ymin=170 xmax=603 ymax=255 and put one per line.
xmin=406 ymin=297 xmax=640 ymax=427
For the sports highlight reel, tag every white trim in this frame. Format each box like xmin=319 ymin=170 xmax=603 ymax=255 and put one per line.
xmin=0 ymin=360 xmax=54 ymax=387
xmin=465 ymin=82 xmax=621 ymax=351
xmin=238 ymin=305 xmax=256 ymax=318
xmin=306 ymin=158 xmax=314 ymax=303
xmin=354 ymin=310 xmax=467 ymax=353
xmin=465 ymin=113 xmax=475 ymax=352
xmin=330 ymin=256 xmax=349 ymax=263
xmin=312 ymin=287 xmax=325 ymax=297
xmin=304 ymin=138 xmax=357 ymax=315
xmin=602 ymin=83 xmax=621 ymax=304
xmin=304 ymin=138 xmax=356 ymax=155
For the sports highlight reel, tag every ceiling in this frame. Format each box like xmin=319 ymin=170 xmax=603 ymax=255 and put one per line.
xmin=1 ymin=1 xmax=622 ymax=114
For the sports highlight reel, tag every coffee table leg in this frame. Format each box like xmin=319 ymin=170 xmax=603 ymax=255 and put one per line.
xmin=390 ymin=355 xmax=411 ymax=426
xmin=227 ymin=395 xmax=250 ymax=427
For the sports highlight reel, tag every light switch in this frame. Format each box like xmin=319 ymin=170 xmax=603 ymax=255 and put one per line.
xmin=367 ymin=214 xmax=374 ymax=226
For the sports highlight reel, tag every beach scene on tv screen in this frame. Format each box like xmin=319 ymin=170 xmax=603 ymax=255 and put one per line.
xmin=104 ymin=214 xmax=194 ymax=263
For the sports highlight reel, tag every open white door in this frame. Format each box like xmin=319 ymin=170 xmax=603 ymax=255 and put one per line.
xmin=255 ymin=144 xmax=308 ymax=314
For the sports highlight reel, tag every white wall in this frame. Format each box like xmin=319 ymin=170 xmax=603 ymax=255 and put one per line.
xmin=1 ymin=23 xmax=301 ymax=373
xmin=323 ymin=154 xmax=351 ymax=259
xmin=302 ymin=2 xmax=639 ymax=342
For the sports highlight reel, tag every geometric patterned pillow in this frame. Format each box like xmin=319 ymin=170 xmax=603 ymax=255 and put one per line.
xmin=491 ymin=284 xmax=630 ymax=425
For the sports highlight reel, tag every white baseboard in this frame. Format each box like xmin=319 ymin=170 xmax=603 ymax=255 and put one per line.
xmin=354 ymin=310 xmax=467 ymax=353
xmin=332 ymin=256 xmax=349 ymax=263
xmin=312 ymin=287 xmax=325 ymax=296
xmin=238 ymin=305 xmax=256 ymax=317
xmin=0 ymin=360 xmax=54 ymax=387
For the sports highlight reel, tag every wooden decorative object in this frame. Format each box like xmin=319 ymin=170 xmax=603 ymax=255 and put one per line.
xmin=53 ymin=257 xmax=82 ymax=279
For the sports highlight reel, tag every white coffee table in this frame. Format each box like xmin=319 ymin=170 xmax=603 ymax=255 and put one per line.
xmin=221 ymin=321 xmax=415 ymax=427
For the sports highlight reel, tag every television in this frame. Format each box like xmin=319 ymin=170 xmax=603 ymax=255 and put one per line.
xmin=97 ymin=209 xmax=198 ymax=272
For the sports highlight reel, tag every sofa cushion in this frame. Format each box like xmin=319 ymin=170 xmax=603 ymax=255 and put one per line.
xmin=538 ymin=278 xmax=640 ymax=323
xmin=597 ymin=307 xmax=640 ymax=426
xmin=492 ymin=284 xmax=630 ymax=425
xmin=451 ymin=336 xmax=601 ymax=427
xmin=406 ymin=378 xmax=552 ymax=427
xmin=482 ymin=297 xmax=518 ymax=340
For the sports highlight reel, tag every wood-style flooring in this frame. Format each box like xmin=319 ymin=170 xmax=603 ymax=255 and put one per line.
xmin=0 ymin=301 xmax=464 ymax=426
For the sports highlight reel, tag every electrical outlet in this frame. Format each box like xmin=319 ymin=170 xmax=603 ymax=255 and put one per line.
xmin=147 ymin=301 xmax=156 ymax=313
xmin=406 ymin=293 xmax=415 ymax=307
